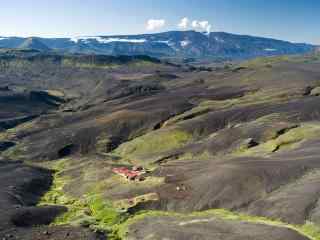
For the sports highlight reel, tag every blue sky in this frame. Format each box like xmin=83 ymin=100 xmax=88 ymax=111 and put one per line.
xmin=1 ymin=0 xmax=319 ymax=44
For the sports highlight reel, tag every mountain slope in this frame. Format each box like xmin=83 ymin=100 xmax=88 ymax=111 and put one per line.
xmin=0 ymin=31 xmax=315 ymax=60
xmin=18 ymin=37 xmax=51 ymax=51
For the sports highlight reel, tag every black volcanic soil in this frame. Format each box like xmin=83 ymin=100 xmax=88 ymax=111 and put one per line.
xmin=0 ymin=160 xmax=104 ymax=239
xmin=125 ymin=215 xmax=309 ymax=240
xmin=1 ymin=52 xmax=320 ymax=239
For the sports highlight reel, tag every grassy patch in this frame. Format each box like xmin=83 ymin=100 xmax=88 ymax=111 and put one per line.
xmin=201 ymin=87 xmax=305 ymax=111
xmin=88 ymin=195 xmax=126 ymax=226
xmin=129 ymin=60 xmax=159 ymax=68
xmin=240 ymin=55 xmax=293 ymax=68
xmin=0 ymin=119 xmax=39 ymax=159
xmin=62 ymin=59 xmax=120 ymax=69
xmin=240 ymin=123 xmax=320 ymax=156
xmin=62 ymin=58 xmax=159 ymax=69
xmin=2 ymin=143 xmax=28 ymax=160
xmin=163 ymin=107 xmax=211 ymax=127
xmin=114 ymin=127 xmax=192 ymax=162
xmin=38 ymin=159 xmax=92 ymax=227
xmin=114 ymin=193 xmax=159 ymax=210
xmin=86 ymin=194 xmax=128 ymax=234
xmin=39 ymin=159 xmax=74 ymax=205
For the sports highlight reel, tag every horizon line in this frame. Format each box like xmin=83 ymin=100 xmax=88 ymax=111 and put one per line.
xmin=0 ymin=30 xmax=317 ymax=45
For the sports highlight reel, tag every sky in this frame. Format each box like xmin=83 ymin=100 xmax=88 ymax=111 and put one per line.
xmin=0 ymin=0 xmax=319 ymax=44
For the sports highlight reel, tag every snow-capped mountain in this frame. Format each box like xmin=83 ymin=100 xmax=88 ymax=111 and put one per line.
xmin=0 ymin=31 xmax=315 ymax=60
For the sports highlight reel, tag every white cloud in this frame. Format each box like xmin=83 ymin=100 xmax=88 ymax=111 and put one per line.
xmin=205 ymin=24 xmax=212 ymax=33
xmin=178 ymin=17 xmax=189 ymax=29
xmin=191 ymin=20 xmax=212 ymax=33
xmin=146 ymin=19 xmax=166 ymax=31
xmin=191 ymin=20 xmax=199 ymax=28
xmin=199 ymin=21 xmax=209 ymax=30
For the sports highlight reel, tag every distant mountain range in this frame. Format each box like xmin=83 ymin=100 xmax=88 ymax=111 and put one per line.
xmin=18 ymin=37 xmax=51 ymax=52
xmin=0 ymin=31 xmax=316 ymax=60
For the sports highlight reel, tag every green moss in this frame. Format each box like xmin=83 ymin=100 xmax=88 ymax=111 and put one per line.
xmin=39 ymin=159 xmax=74 ymax=205
xmin=240 ymin=55 xmax=292 ymax=68
xmin=38 ymin=159 xmax=129 ymax=239
xmin=199 ymin=99 xmax=238 ymax=110
xmin=61 ymin=58 xmax=157 ymax=69
xmin=114 ymin=193 xmax=159 ymax=211
xmin=62 ymin=59 xmax=120 ymax=69
xmin=2 ymin=144 xmax=28 ymax=160
xmin=53 ymin=201 xmax=93 ymax=226
xmin=38 ymin=159 xmax=91 ymax=227
xmin=114 ymin=127 xmax=192 ymax=161
xmin=0 ymin=119 xmax=40 ymax=160
xmin=173 ymin=151 xmax=214 ymax=162
xmin=129 ymin=60 xmax=158 ymax=67
xmin=241 ymin=123 xmax=320 ymax=156
xmin=163 ymin=107 xmax=211 ymax=127
xmin=198 ymin=88 xmax=302 ymax=116
xmin=88 ymin=195 xmax=126 ymax=226
xmin=300 ymin=222 xmax=320 ymax=240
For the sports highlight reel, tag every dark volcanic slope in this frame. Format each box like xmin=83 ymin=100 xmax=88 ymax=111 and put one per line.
xmin=124 ymin=215 xmax=309 ymax=240
xmin=0 ymin=161 xmax=103 ymax=240
xmin=1 ymin=51 xmax=320 ymax=239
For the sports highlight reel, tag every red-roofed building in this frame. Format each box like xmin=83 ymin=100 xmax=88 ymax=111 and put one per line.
xmin=112 ymin=166 xmax=146 ymax=181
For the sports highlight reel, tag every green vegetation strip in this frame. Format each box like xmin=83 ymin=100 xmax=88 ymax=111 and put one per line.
xmin=39 ymin=159 xmax=128 ymax=239
xmin=40 ymin=159 xmax=320 ymax=240
xmin=238 ymin=123 xmax=320 ymax=156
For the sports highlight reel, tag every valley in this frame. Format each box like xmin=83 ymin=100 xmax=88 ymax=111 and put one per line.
xmin=1 ymin=50 xmax=320 ymax=239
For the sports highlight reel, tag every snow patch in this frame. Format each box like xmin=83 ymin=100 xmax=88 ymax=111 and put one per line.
xmin=102 ymin=38 xmax=147 ymax=44
xmin=264 ymin=48 xmax=277 ymax=51
xmin=155 ymin=40 xmax=176 ymax=47
xmin=155 ymin=40 xmax=170 ymax=44
xmin=180 ymin=40 xmax=191 ymax=48
xmin=69 ymin=36 xmax=146 ymax=44
xmin=214 ymin=37 xmax=225 ymax=43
